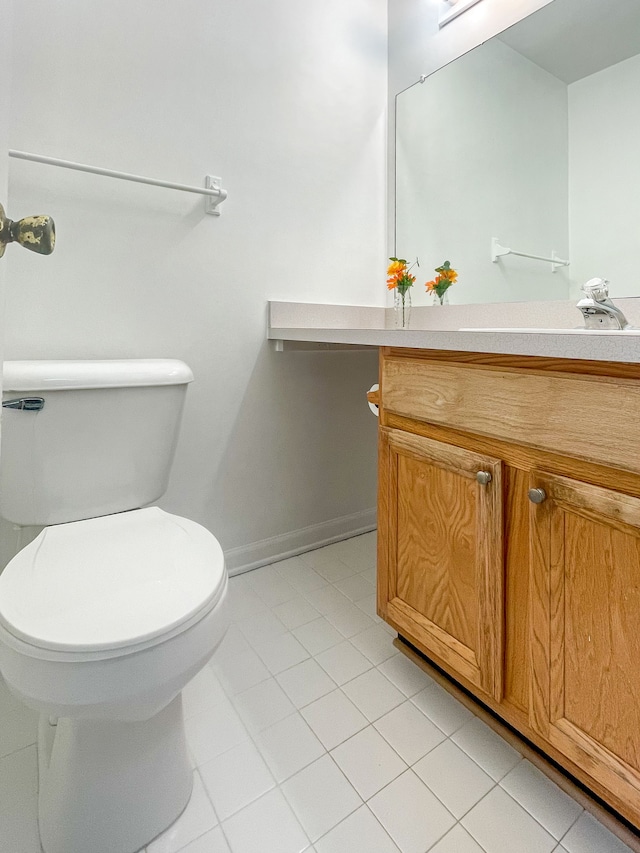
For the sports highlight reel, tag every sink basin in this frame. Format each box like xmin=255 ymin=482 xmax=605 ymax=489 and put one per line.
xmin=459 ymin=327 xmax=640 ymax=336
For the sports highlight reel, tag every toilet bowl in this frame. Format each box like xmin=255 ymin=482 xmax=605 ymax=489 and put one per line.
xmin=0 ymin=506 xmax=229 ymax=853
xmin=0 ymin=359 xmax=229 ymax=853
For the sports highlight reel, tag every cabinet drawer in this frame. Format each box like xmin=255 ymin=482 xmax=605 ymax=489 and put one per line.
xmin=382 ymin=357 xmax=640 ymax=476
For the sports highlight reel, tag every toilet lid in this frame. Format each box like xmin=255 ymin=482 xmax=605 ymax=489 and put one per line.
xmin=0 ymin=507 xmax=226 ymax=654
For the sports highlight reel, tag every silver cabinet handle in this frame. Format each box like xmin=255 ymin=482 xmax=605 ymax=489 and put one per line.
xmin=2 ymin=397 xmax=45 ymax=411
xmin=476 ymin=471 xmax=492 ymax=486
xmin=528 ymin=488 xmax=547 ymax=504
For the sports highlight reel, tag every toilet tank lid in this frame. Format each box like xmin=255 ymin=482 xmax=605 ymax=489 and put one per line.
xmin=3 ymin=359 xmax=194 ymax=391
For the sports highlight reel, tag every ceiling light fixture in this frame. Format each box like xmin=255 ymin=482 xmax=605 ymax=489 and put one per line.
xmin=439 ymin=0 xmax=484 ymax=28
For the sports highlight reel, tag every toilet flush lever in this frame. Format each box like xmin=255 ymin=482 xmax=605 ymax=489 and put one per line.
xmin=2 ymin=397 xmax=45 ymax=411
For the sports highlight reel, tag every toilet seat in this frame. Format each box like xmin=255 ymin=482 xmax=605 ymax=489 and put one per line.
xmin=0 ymin=507 xmax=225 ymax=661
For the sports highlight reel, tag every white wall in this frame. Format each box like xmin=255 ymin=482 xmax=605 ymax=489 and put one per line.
xmin=396 ymin=38 xmax=568 ymax=305
xmin=0 ymin=5 xmax=11 ymax=569
xmin=2 ymin=0 xmax=386 ymax=570
xmin=0 ymin=4 xmax=9 ymax=349
xmin=388 ymin=0 xmax=554 ymax=264
xmin=568 ymin=52 xmax=640 ymax=299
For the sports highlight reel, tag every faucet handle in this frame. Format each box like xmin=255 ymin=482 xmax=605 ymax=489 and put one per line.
xmin=581 ymin=277 xmax=610 ymax=302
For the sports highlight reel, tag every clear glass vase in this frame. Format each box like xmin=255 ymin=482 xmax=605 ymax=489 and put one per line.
xmin=432 ymin=289 xmax=450 ymax=306
xmin=394 ymin=288 xmax=412 ymax=328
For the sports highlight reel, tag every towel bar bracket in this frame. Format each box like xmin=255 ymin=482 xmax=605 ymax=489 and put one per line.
xmin=204 ymin=176 xmax=225 ymax=216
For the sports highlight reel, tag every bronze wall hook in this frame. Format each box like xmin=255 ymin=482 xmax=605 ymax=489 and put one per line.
xmin=0 ymin=202 xmax=56 ymax=258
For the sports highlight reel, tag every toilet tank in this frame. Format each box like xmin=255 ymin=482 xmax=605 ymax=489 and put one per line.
xmin=0 ymin=359 xmax=194 ymax=526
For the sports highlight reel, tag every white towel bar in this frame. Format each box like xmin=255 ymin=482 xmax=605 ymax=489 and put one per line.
xmin=8 ymin=149 xmax=227 ymax=216
xmin=491 ymin=237 xmax=569 ymax=273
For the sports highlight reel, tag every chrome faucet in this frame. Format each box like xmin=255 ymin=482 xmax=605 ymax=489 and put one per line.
xmin=576 ymin=278 xmax=632 ymax=330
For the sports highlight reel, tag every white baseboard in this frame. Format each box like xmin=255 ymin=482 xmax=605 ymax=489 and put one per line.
xmin=224 ymin=508 xmax=377 ymax=576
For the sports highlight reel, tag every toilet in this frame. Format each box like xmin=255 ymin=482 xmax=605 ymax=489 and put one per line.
xmin=0 ymin=359 xmax=229 ymax=853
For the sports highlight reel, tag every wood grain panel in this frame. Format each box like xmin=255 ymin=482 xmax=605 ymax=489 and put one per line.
xmin=377 ymin=428 xmax=391 ymax=621
xmin=384 ymin=412 xmax=640 ymax=500
xmin=529 ymin=470 xmax=553 ymax=740
xmin=476 ymin=446 xmax=504 ymax=702
xmin=563 ymin=513 xmax=640 ymax=770
xmin=384 ymin=348 xmax=640 ymax=381
xmin=504 ymin=465 xmax=530 ymax=714
xmin=530 ymin=471 xmax=640 ymax=811
xmin=387 ymin=597 xmax=481 ymax=684
xmin=395 ymin=454 xmax=477 ymax=649
xmin=382 ymin=428 xmax=504 ymax=699
xmin=382 ymin=357 xmax=640 ymax=477
xmin=551 ymin=719 xmax=640 ymax=814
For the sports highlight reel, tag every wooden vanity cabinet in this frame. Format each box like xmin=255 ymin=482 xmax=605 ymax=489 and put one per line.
xmin=376 ymin=347 xmax=640 ymax=829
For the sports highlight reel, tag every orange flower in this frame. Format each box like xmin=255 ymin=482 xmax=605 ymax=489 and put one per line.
xmin=425 ymin=261 xmax=458 ymax=298
xmin=387 ymin=267 xmax=404 ymax=289
xmin=387 ymin=260 xmax=406 ymax=277
xmin=386 ymin=257 xmax=418 ymax=292
xmin=388 ymin=271 xmax=415 ymax=290
xmin=438 ymin=268 xmax=458 ymax=283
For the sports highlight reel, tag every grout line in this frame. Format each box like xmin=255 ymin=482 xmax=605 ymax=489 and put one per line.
xmin=195 ymin=670 xmax=313 ymax=849
xmin=208 ymin=542 xmax=638 ymax=853
xmin=273 ymin=553 xmax=570 ymax=850
xmin=310 ymin=801 xmax=403 ymax=852
xmin=0 ymin=534 xmax=572 ymax=853
xmin=279 ymin=750 xmax=365 ymax=846
xmin=172 ymin=768 xmax=226 ymax=853
xmin=223 ymin=560 xmax=564 ymax=852
xmin=407 ymin=739 xmax=496 ymax=820
xmin=401 ymin=643 xmax=640 ymax=852
xmin=474 ymin=772 xmax=567 ymax=844
xmin=497 ymin=763 xmax=586 ymax=844
xmin=555 ymin=808 xmax=587 ymax=844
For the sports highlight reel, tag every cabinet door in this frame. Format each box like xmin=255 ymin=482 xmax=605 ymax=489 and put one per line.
xmin=530 ymin=472 xmax=640 ymax=809
xmin=379 ymin=428 xmax=504 ymax=700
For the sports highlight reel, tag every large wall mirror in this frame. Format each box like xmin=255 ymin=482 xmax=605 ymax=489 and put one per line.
xmin=396 ymin=0 xmax=640 ymax=305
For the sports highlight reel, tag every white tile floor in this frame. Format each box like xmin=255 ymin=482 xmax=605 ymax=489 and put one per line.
xmin=0 ymin=531 xmax=637 ymax=853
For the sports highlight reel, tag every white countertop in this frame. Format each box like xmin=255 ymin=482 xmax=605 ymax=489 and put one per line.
xmin=268 ymin=301 xmax=640 ymax=363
